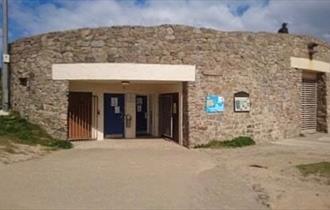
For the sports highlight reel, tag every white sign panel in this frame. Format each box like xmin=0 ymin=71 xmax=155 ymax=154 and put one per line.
xmin=114 ymin=106 xmax=120 ymax=114
xmin=111 ymin=97 xmax=118 ymax=107
xmin=137 ymin=105 xmax=142 ymax=112
xmin=234 ymin=97 xmax=250 ymax=112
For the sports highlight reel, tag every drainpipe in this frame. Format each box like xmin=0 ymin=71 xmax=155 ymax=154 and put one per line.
xmin=2 ymin=0 xmax=9 ymax=111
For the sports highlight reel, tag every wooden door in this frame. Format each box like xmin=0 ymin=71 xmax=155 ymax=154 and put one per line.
xmin=68 ymin=92 xmax=93 ymax=140
xmin=301 ymin=79 xmax=317 ymax=133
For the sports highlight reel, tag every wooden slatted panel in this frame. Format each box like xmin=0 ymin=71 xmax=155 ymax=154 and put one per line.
xmin=68 ymin=92 xmax=93 ymax=140
xmin=301 ymin=79 xmax=317 ymax=132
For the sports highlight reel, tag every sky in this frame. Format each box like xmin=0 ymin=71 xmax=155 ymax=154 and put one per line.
xmin=2 ymin=0 xmax=330 ymax=44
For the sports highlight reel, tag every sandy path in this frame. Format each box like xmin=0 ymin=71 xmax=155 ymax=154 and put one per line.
xmin=0 ymin=140 xmax=264 ymax=210
xmin=2 ymin=137 xmax=328 ymax=209
xmin=204 ymin=136 xmax=330 ymax=210
xmin=0 ymin=143 xmax=48 ymax=164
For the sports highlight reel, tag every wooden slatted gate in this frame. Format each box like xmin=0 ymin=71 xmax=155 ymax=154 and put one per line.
xmin=68 ymin=92 xmax=98 ymax=140
xmin=301 ymin=79 xmax=317 ymax=133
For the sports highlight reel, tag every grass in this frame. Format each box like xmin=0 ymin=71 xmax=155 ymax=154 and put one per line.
xmin=194 ymin=136 xmax=256 ymax=149
xmin=0 ymin=74 xmax=2 ymax=109
xmin=0 ymin=113 xmax=72 ymax=153
xmin=296 ymin=162 xmax=330 ymax=184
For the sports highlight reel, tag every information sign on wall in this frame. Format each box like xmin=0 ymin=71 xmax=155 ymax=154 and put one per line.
xmin=206 ymin=95 xmax=224 ymax=113
xmin=234 ymin=92 xmax=250 ymax=112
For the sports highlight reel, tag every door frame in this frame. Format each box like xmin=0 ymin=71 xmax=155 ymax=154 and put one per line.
xmin=103 ymin=93 xmax=126 ymax=138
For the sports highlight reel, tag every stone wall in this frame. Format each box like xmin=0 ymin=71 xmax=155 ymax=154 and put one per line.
xmin=9 ymin=25 xmax=330 ymax=145
xmin=317 ymin=73 xmax=327 ymax=132
xmin=9 ymin=37 xmax=69 ymax=139
xmin=184 ymin=30 xmax=330 ymax=146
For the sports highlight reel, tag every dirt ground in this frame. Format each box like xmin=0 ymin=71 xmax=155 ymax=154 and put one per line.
xmin=0 ymin=136 xmax=329 ymax=209
xmin=0 ymin=139 xmax=263 ymax=210
xmin=0 ymin=143 xmax=48 ymax=164
xmin=204 ymin=134 xmax=330 ymax=210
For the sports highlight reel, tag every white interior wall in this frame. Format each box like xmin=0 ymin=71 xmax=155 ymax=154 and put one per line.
xmin=69 ymin=82 xmax=183 ymax=144
xmin=125 ymin=93 xmax=136 ymax=138
xmin=151 ymin=94 xmax=159 ymax=137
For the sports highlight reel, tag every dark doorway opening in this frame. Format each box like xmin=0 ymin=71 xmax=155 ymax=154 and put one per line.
xmin=136 ymin=95 xmax=149 ymax=137
xmin=159 ymin=93 xmax=179 ymax=143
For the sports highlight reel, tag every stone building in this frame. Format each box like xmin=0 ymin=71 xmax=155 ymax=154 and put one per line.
xmin=9 ymin=25 xmax=330 ymax=147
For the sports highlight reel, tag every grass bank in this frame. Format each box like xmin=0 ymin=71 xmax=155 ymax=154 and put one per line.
xmin=296 ymin=162 xmax=330 ymax=184
xmin=0 ymin=113 xmax=72 ymax=153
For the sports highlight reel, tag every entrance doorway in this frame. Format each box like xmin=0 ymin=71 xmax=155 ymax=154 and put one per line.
xmin=136 ymin=95 xmax=149 ymax=136
xmin=301 ymin=73 xmax=317 ymax=133
xmin=68 ymin=92 xmax=93 ymax=140
xmin=104 ymin=93 xmax=125 ymax=138
xmin=159 ymin=93 xmax=179 ymax=143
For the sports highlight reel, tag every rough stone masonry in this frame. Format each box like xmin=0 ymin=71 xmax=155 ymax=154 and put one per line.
xmin=9 ymin=25 xmax=330 ymax=147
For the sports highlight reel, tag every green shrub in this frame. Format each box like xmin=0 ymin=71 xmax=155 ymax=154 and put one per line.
xmin=194 ymin=136 xmax=255 ymax=149
xmin=48 ymin=140 xmax=73 ymax=149
xmin=223 ymin=136 xmax=256 ymax=147
xmin=0 ymin=112 xmax=73 ymax=149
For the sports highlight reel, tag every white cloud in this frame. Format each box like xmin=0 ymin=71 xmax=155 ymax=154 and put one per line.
xmin=241 ymin=1 xmax=330 ymax=40
xmin=10 ymin=0 xmax=330 ymax=42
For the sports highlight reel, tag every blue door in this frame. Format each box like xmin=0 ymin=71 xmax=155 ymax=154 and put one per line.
xmin=136 ymin=95 xmax=148 ymax=135
xmin=104 ymin=94 xmax=125 ymax=138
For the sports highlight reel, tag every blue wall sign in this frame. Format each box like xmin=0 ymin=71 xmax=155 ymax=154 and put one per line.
xmin=206 ymin=95 xmax=224 ymax=113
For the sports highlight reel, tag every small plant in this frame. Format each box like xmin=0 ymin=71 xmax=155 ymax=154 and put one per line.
xmin=223 ymin=136 xmax=256 ymax=147
xmin=48 ymin=140 xmax=73 ymax=149
xmin=194 ymin=136 xmax=255 ymax=149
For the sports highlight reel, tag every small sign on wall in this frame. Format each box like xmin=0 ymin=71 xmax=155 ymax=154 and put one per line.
xmin=137 ymin=105 xmax=142 ymax=112
xmin=114 ymin=106 xmax=121 ymax=114
xmin=234 ymin=92 xmax=250 ymax=112
xmin=136 ymin=98 xmax=143 ymax=105
xmin=206 ymin=95 xmax=224 ymax=113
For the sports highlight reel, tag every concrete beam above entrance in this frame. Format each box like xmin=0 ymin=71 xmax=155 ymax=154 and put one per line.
xmin=52 ymin=63 xmax=196 ymax=82
xmin=290 ymin=57 xmax=330 ymax=73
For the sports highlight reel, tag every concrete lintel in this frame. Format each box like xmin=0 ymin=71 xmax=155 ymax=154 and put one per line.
xmin=290 ymin=57 xmax=330 ymax=73
xmin=52 ymin=63 xmax=196 ymax=82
